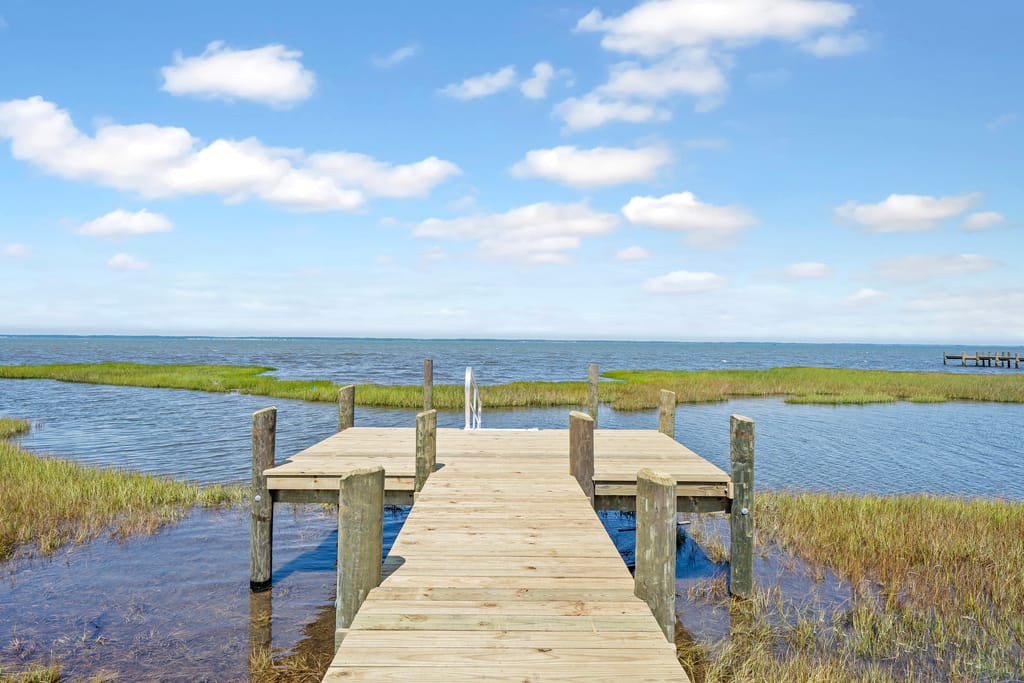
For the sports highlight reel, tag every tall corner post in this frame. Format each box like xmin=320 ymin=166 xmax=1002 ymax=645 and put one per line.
xmin=658 ymin=389 xmax=676 ymax=439
xmin=415 ymin=409 xmax=438 ymax=495
xmin=635 ymin=468 xmax=677 ymax=642
xmin=250 ymin=406 xmax=277 ymax=592
xmin=338 ymin=384 xmax=355 ymax=432
xmin=336 ymin=466 xmax=385 ymax=652
xmin=569 ymin=410 xmax=595 ymax=507
xmin=587 ymin=363 xmax=599 ymax=428
xmin=423 ymin=358 xmax=433 ymax=411
xmin=729 ymin=414 xmax=754 ymax=599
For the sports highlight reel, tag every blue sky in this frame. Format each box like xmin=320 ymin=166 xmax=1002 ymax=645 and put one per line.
xmin=1 ymin=0 xmax=1021 ymax=342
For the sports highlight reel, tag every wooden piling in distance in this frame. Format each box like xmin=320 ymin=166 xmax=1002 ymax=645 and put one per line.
xmin=250 ymin=406 xmax=276 ymax=592
xmin=729 ymin=414 xmax=754 ymax=599
xmin=961 ymin=351 xmax=966 ymax=367
xmin=569 ymin=411 xmax=595 ymax=507
xmin=634 ymin=468 xmax=677 ymax=642
xmin=587 ymin=363 xmax=599 ymax=427
xmin=338 ymin=385 xmax=355 ymax=432
xmin=415 ymin=409 xmax=437 ymax=494
xmin=336 ymin=466 xmax=385 ymax=651
xmin=658 ymin=390 xmax=676 ymax=439
xmin=423 ymin=358 xmax=433 ymax=411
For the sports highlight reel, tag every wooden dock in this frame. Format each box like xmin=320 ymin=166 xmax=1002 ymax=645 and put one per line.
xmin=249 ymin=374 xmax=753 ymax=682
xmin=944 ymin=351 xmax=1022 ymax=368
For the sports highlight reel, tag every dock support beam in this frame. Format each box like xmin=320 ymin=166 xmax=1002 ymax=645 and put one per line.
xmin=423 ymin=358 xmax=433 ymax=411
xmin=250 ymin=406 xmax=276 ymax=592
xmin=338 ymin=384 xmax=355 ymax=432
xmin=569 ymin=411 xmax=595 ymax=507
xmin=729 ymin=415 xmax=754 ymax=599
xmin=658 ymin=389 xmax=676 ymax=439
xmin=415 ymin=409 xmax=437 ymax=495
xmin=587 ymin=363 xmax=599 ymax=427
xmin=336 ymin=466 xmax=385 ymax=651
xmin=635 ymin=468 xmax=677 ymax=642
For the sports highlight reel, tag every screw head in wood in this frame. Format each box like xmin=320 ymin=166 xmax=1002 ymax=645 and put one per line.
xmin=741 ymin=507 xmax=749 ymax=515
xmin=254 ymin=494 xmax=262 ymax=502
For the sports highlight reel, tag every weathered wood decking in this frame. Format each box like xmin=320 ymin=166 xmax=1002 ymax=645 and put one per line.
xmin=260 ymin=426 xmax=739 ymax=682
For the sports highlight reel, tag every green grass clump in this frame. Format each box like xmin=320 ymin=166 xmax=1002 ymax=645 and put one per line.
xmin=677 ymin=492 xmax=1024 ymax=681
xmin=0 ymin=663 xmax=61 ymax=683
xmin=0 ymin=434 xmax=247 ymax=562
xmin=0 ymin=417 xmax=31 ymax=439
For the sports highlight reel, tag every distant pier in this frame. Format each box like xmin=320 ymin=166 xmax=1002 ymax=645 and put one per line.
xmin=944 ymin=351 xmax=1022 ymax=369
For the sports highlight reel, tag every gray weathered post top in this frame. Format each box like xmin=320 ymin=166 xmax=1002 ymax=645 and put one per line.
xmin=423 ymin=358 xmax=433 ymax=411
xmin=587 ymin=363 xmax=599 ymax=427
xmin=250 ymin=406 xmax=276 ymax=592
xmin=336 ymin=466 xmax=385 ymax=651
xmin=569 ymin=410 xmax=595 ymax=507
xmin=415 ymin=409 xmax=438 ymax=494
xmin=658 ymin=389 xmax=676 ymax=439
xmin=635 ymin=468 xmax=677 ymax=641
xmin=338 ymin=384 xmax=355 ymax=432
xmin=729 ymin=414 xmax=755 ymax=599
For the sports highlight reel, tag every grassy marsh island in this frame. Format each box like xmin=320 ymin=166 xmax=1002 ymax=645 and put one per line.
xmin=678 ymin=492 xmax=1024 ymax=681
xmin=0 ymin=419 xmax=245 ymax=562
xmin=2 ymin=362 xmax=1023 ymax=408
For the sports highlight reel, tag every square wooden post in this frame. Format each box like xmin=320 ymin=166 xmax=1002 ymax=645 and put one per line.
xmin=569 ymin=411 xmax=595 ymax=507
xmin=338 ymin=385 xmax=355 ymax=432
xmin=635 ymin=468 xmax=677 ymax=641
xmin=336 ymin=466 xmax=385 ymax=651
xmin=658 ymin=389 xmax=676 ymax=439
xmin=415 ymin=409 xmax=437 ymax=494
xmin=729 ymin=415 xmax=754 ymax=599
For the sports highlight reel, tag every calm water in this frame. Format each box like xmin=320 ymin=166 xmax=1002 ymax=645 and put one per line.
xmin=1 ymin=336 xmax=1022 ymax=680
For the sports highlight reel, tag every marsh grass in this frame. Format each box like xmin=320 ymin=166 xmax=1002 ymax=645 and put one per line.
xmin=4 ymin=363 xmax=1021 ymax=409
xmin=0 ymin=437 xmax=247 ymax=561
xmin=677 ymin=492 xmax=1024 ymax=681
xmin=0 ymin=418 xmax=31 ymax=440
xmin=0 ymin=663 xmax=61 ymax=683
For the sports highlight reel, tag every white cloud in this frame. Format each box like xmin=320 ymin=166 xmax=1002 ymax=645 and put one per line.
xmin=520 ymin=62 xmax=567 ymax=99
xmin=439 ymin=66 xmax=518 ymax=100
xmin=576 ymin=0 xmax=856 ymax=57
xmin=414 ymin=202 xmax=618 ymax=264
xmin=107 ymin=253 xmax=149 ymax=271
xmin=836 ymin=193 xmax=982 ymax=232
xmin=306 ymin=152 xmax=462 ymax=198
xmin=844 ymin=288 xmax=887 ymax=306
xmin=622 ymin=191 xmax=757 ymax=247
xmin=784 ymin=261 xmax=831 ymax=278
xmin=616 ymin=246 xmax=652 ymax=261
xmin=161 ymin=41 xmax=315 ymax=107
xmin=801 ymin=32 xmax=868 ymax=56
xmin=554 ymin=94 xmax=670 ymax=131
xmin=963 ymin=211 xmax=1005 ymax=232
xmin=872 ymin=254 xmax=1002 ymax=282
xmin=0 ymin=97 xmax=458 ymax=212
xmin=599 ymin=49 xmax=728 ymax=102
xmin=76 ymin=209 xmax=173 ymax=238
xmin=422 ymin=246 xmax=448 ymax=262
xmin=373 ymin=44 xmax=419 ymax=69
xmin=645 ymin=270 xmax=727 ymax=294
xmin=509 ymin=145 xmax=670 ymax=188
xmin=3 ymin=243 xmax=28 ymax=257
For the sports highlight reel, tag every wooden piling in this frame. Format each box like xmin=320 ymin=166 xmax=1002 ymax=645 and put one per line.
xmin=338 ymin=385 xmax=355 ymax=432
xmin=729 ymin=414 xmax=754 ymax=599
xmin=658 ymin=389 xmax=676 ymax=439
xmin=587 ymin=363 xmax=599 ymax=427
xmin=423 ymin=358 xmax=433 ymax=411
xmin=250 ymin=406 xmax=276 ymax=592
xmin=336 ymin=466 xmax=385 ymax=651
xmin=961 ymin=351 xmax=966 ymax=367
xmin=415 ymin=409 xmax=437 ymax=494
xmin=248 ymin=589 xmax=272 ymax=675
xmin=569 ymin=411 xmax=595 ymax=507
xmin=634 ymin=468 xmax=677 ymax=642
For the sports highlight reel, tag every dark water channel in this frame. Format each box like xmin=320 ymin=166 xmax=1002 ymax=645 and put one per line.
xmin=1 ymin=377 xmax=1022 ymax=680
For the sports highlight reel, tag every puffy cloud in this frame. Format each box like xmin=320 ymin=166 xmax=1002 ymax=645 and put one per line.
xmin=414 ymin=202 xmax=618 ymax=264
xmin=161 ymin=41 xmax=315 ymax=107
xmin=644 ymin=270 xmax=727 ymax=294
xmin=622 ymin=191 xmax=757 ymax=247
xmin=3 ymin=243 xmax=28 ymax=257
xmin=784 ymin=261 xmax=831 ymax=278
xmin=554 ymin=95 xmax=670 ymax=131
xmin=509 ymin=145 xmax=670 ymax=188
xmin=801 ymin=32 xmax=869 ymax=56
xmin=0 ymin=97 xmax=458 ymax=212
xmin=844 ymin=288 xmax=887 ymax=306
xmin=963 ymin=211 xmax=1005 ymax=232
xmin=520 ymin=62 xmax=566 ymax=99
xmin=576 ymin=0 xmax=856 ymax=57
xmin=373 ymin=44 xmax=419 ymax=69
xmin=599 ymin=49 xmax=727 ymax=101
xmin=835 ymin=193 xmax=982 ymax=232
xmin=616 ymin=246 xmax=652 ymax=261
xmin=306 ymin=152 xmax=462 ymax=198
xmin=439 ymin=66 xmax=518 ymax=100
xmin=76 ymin=209 xmax=173 ymax=238
xmin=107 ymin=253 xmax=149 ymax=271
xmin=872 ymin=254 xmax=1001 ymax=282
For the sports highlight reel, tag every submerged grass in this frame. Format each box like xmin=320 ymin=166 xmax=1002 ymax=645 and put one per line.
xmin=0 ymin=663 xmax=61 ymax=683
xmin=3 ymin=362 xmax=1023 ymax=409
xmin=678 ymin=491 xmax=1024 ymax=681
xmin=0 ymin=423 xmax=247 ymax=562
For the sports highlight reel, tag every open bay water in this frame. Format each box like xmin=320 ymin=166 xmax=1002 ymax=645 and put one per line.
xmin=1 ymin=336 xmax=1022 ymax=680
